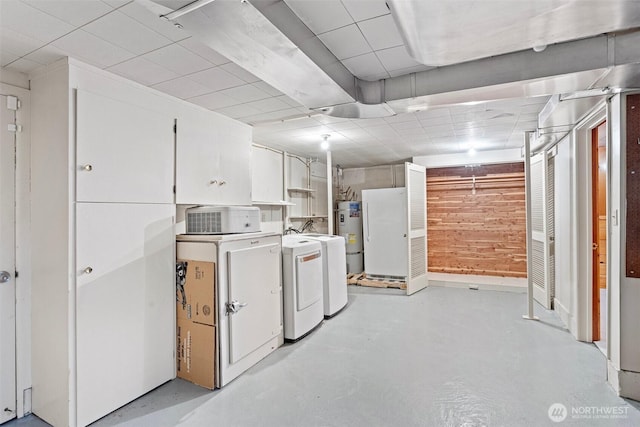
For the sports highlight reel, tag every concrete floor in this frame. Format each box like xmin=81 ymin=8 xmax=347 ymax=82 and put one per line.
xmin=8 ymin=286 xmax=640 ymax=426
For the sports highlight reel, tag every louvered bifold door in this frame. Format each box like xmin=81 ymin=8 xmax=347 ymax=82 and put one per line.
xmin=405 ymin=162 xmax=428 ymax=295
xmin=530 ymin=151 xmax=553 ymax=309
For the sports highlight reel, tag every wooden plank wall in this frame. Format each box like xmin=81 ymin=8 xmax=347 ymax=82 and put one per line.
xmin=427 ymin=163 xmax=527 ymax=277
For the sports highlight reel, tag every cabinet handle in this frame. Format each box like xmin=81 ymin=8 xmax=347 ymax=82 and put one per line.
xmin=81 ymin=164 xmax=93 ymax=172
xmin=209 ymin=180 xmax=217 ymax=185
xmin=83 ymin=266 xmax=93 ymax=274
xmin=218 ymin=180 xmax=226 ymax=186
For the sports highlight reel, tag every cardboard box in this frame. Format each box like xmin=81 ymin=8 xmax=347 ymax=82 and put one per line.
xmin=176 ymin=317 xmax=216 ymax=389
xmin=176 ymin=260 xmax=215 ymax=326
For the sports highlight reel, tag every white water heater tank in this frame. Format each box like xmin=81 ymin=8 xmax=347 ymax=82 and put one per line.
xmin=337 ymin=201 xmax=364 ymax=274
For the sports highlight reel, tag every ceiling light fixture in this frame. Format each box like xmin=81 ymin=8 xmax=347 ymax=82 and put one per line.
xmin=321 ymin=134 xmax=330 ymax=151
xmin=533 ymin=44 xmax=547 ymax=53
xmin=468 ymin=147 xmax=477 ymax=156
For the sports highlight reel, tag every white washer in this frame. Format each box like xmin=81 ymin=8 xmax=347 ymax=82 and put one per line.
xmin=302 ymin=234 xmax=348 ymax=318
xmin=282 ymin=236 xmax=324 ymax=341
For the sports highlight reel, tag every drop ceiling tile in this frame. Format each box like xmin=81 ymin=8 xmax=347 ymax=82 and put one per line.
xmin=0 ymin=28 xmax=46 ymax=57
xmin=23 ymin=0 xmax=112 ymax=27
xmin=83 ymin=10 xmax=172 ymax=55
xmin=341 ymin=52 xmax=387 ymax=80
xmin=390 ymin=120 xmax=422 ymax=130
xmin=385 ymin=113 xmax=419 ymax=124
xmin=51 ymin=29 xmax=136 ymax=68
xmin=188 ymin=91 xmax=242 ymax=110
xmin=284 ymin=0 xmax=353 ymax=35
xmin=153 ymin=76 xmax=211 ymax=99
xmin=366 ymin=124 xmax=399 ymax=137
xmin=0 ymin=51 xmax=20 ymax=67
xmin=243 ymin=108 xmax=305 ymax=124
xmin=376 ymin=46 xmax=423 ymax=72
xmin=142 ymin=43 xmax=212 ymax=75
xmin=218 ymin=84 xmax=271 ymax=103
xmin=189 ymin=67 xmax=246 ymax=91
xmin=252 ymin=81 xmax=282 ymax=97
xmin=357 ymin=14 xmax=403 ymax=51
xmin=358 ymin=71 xmax=391 ymax=82
xmin=23 ymin=45 xmax=68 ymax=65
xmin=276 ymin=95 xmax=303 ymax=108
xmin=119 ymin=1 xmax=189 ymax=42
xmin=318 ymin=25 xmax=371 ymax=60
xmin=101 ymin=0 xmax=132 ymax=7
xmin=328 ymin=121 xmax=361 ymax=131
xmin=178 ymin=37 xmax=230 ymax=65
xmin=245 ymin=97 xmax=291 ymax=113
xmin=219 ymin=62 xmax=261 ymax=83
xmin=396 ymin=127 xmax=427 ymax=137
xmin=107 ymin=56 xmax=179 ymax=86
xmin=418 ymin=116 xmax=452 ymax=127
xmin=4 ymin=57 xmax=42 ymax=73
xmin=423 ymin=124 xmax=455 ymax=138
xmin=341 ymin=0 xmax=389 ymax=22
xmin=0 ymin=1 xmax=74 ymax=44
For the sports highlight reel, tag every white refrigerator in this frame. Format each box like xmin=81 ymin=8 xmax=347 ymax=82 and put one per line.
xmin=362 ymin=187 xmax=408 ymax=279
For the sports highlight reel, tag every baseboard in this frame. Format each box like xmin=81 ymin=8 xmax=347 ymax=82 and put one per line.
xmin=554 ymin=298 xmax=578 ymax=338
xmin=608 ymin=361 xmax=640 ymax=402
xmin=427 ymin=272 xmax=527 ymax=293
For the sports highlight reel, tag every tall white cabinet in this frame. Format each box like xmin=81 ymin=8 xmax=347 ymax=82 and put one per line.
xmin=30 ymin=60 xmax=177 ymax=427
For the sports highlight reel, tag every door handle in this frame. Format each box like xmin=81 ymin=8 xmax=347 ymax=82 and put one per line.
xmin=226 ymin=300 xmax=248 ymax=315
xmin=0 ymin=271 xmax=10 ymax=283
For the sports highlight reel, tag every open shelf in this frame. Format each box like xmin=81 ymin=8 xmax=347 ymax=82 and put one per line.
xmin=252 ymin=200 xmax=295 ymax=206
xmin=287 ymin=187 xmax=315 ymax=193
xmin=289 ymin=215 xmax=328 ymax=220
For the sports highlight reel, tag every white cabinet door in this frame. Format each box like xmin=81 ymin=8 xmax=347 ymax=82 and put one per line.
xmin=76 ymin=90 xmax=175 ymax=204
xmin=227 ymin=243 xmax=281 ymax=364
xmin=75 ymin=202 xmax=175 ymax=426
xmin=176 ymin=112 xmax=251 ymax=205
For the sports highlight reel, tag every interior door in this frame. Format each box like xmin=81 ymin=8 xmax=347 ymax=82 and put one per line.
xmin=405 ymin=162 xmax=428 ymax=295
xmin=76 ymin=203 xmax=175 ymax=426
xmin=76 ymin=90 xmax=174 ymax=204
xmin=530 ymin=151 xmax=555 ymax=309
xmin=0 ymin=95 xmax=17 ymax=424
xmin=227 ymin=243 xmax=281 ymax=364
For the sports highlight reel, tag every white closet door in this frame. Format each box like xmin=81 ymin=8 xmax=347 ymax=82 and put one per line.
xmin=175 ymin=112 xmax=252 ymax=205
xmin=76 ymin=90 xmax=174 ymax=204
xmin=75 ymin=203 xmax=175 ymax=426
xmin=530 ymin=152 xmax=554 ymax=309
xmin=0 ymin=95 xmax=16 ymax=424
xmin=227 ymin=243 xmax=281 ymax=364
xmin=405 ymin=162 xmax=428 ymax=295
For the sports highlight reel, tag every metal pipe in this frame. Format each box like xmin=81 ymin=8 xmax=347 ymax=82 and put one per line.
xmin=523 ymin=131 xmax=539 ymax=321
xmin=326 ymin=151 xmax=333 ymax=235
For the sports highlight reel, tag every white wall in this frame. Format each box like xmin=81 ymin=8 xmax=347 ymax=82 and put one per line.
xmin=1 ymin=72 xmax=32 ymax=418
xmin=340 ymin=164 xmax=405 ymax=202
xmin=413 ymin=148 xmax=522 ymax=168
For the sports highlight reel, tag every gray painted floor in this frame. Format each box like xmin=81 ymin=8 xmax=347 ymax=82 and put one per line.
xmin=8 ymin=286 xmax=640 ymax=427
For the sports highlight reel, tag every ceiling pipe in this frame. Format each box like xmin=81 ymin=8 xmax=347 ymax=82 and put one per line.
xmin=149 ymin=0 xmax=640 ymax=119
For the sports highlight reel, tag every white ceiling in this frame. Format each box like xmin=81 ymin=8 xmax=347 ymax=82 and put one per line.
xmin=0 ymin=0 xmax=610 ymax=167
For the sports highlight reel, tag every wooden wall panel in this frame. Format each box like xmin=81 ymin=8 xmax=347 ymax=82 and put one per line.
xmin=427 ymin=163 xmax=527 ymax=277
xmin=626 ymin=94 xmax=640 ymax=278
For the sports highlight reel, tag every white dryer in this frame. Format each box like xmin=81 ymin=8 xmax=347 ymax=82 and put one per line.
xmin=303 ymin=234 xmax=348 ymax=318
xmin=282 ymin=236 xmax=324 ymax=341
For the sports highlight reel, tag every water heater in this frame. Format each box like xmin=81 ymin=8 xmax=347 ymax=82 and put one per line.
xmin=337 ymin=201 xmax=364 ymax=274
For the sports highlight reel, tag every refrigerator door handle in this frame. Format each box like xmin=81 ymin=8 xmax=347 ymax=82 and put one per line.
xmin=365 ymin=203 xmax=370 ymax=242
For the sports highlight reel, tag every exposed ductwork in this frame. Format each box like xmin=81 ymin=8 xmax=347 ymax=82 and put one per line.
xmin=148 ymin=0 xmax=640 ymax=120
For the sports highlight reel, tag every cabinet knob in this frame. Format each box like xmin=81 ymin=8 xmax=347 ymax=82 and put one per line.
xmin=218 ymin=180 xmax=226 ymax=186
xmin=81 ymin=164 xmax=93 ymax=172
xmin=83 ymin=266 xmax=93 ymax=274
xmin=209 ymin=180 xmax=217 ymax=185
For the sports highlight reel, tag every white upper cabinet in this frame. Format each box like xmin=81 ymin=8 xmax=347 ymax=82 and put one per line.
xmin=76 ymin=90 xmax=175 ymax=204
xmin=251 ymin=145 xmax=284 ymax=203
xmin=176 ymin=110 xmax=252 ymax=205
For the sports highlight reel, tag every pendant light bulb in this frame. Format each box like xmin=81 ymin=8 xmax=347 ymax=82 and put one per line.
xmin=321 ymin=134 xmax=330 ymax=150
